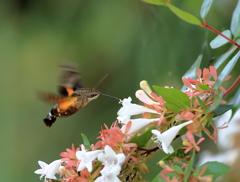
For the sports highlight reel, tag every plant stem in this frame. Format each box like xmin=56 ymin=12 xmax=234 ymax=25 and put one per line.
xmin=140 ymin=147 xmax=159 ymax=156
xmin=201 ymin=22 xmax=240 ymax=49
xmin=223 ymin=76 xmax=240 ymax=97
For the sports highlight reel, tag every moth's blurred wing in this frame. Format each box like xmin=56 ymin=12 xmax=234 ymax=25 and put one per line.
xmin=39 ymin=92 xmax=77 ymax=106
xmin=58 ymin=62 xmax=83 ymax=96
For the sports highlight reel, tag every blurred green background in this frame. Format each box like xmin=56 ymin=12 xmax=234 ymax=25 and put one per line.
xmin=0 ymin=0 xmax=239 ymax=181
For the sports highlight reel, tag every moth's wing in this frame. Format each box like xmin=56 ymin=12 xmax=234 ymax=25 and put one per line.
xmin=39 ymin=92 xmax=78 ymax=110
xmin=39 ymin=92 xmax=70 ymax=104
xmin=58 ymin=62 xmax=83 ymax=96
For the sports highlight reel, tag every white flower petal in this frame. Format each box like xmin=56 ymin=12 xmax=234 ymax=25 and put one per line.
xmin=77 ymin=159 xmax=87 ymax=172
xmin=117 ymin=115 xmax=130 ymax=124
xmin=95 ymin=176 xmax=105 ymax=182
xmin=116 ymin=153 xmax=126 ymax=166
xmin=76 ymin=145 xmax=103 ymax=172
xmin=34 ymin=169 xmax=44 ymax=174
xmin=117 ymin=97 xmax=159 ymax=119
xmin=97 ymin=145 xmax=126 ymax=182
xmin=98 ymin=145 xmax=118 ymax=164
xmin=35 ymin=161 xmax=48 ymax=174
xmin=121 ymin=118 xmax=159 ymax=134
xmin=152 ymin=120 xmax=193 ymax=154
xmin=151 ymin=129 xmax=161 ymax=136
xmin=103 ymin=165 xmax=121 ymax=181
xmin=162 ymin=143 xmax=174 ymax=154
xmin=38 ymin=161 xmax=48 ymax=170
xmin=35 ymin=160 xmax=61 ymax=180
xmin=44 ymin=160 xmax=61 ymax=179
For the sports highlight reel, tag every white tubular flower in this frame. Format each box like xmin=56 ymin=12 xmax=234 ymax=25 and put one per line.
xmin=116 ymin=115 xmax=130 ymax=125
xmin=121 ymin=118 xmax=159 ymax=134
xmin=34 ymin=159 xmax=62 ymax=180
xmin=152 ymin=120 xmax=193 ymax=154
xmin=95 ymin=165 xmax=121 ymax=182
xmin=117 ymin=97 xmax=159 ymax=124
xmin=95 ymin=145 xmax=126 ymax=182
xmin=135 ymin=90 xmax=159 ymax=105
xmin=76 ymin=145 xmax=103 ymax=172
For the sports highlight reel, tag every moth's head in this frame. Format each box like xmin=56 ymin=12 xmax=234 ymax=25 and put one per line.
xmin=85 ymin=89 xmax=101 ymax=101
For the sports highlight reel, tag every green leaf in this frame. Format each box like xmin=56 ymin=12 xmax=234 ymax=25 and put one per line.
xmin=142 ymin=0 xmax=166 ymax=5
xmin=166 ymin=3 xmax=201 ymax=25
xmin=233 ymin=88 xmax=240 ymax=108
xmin=151 ymin=174 xmax=164 ymax=182
xmin=214 ymin=46 xmax=237 ymax=69
xmin=127 ymin=132 xmax=139 ymax=144
xmin=206 ymin=114 xmax=213 ymax=127
xmin=214 ymin=51 xmax=240 ymax=90
xmin=196 ymin=96 xmax=208 ymax=110
xmin=81 ymin=133 xmax=91 ymax=150
xmin=231 ymin=0 xmax=240 ymax=36
xmin=198 ymin=84 xmax=210 ymax=90
xmin=210 ymin=30 xmax=232 ymax=49
xmin=164 ymin=103 xmax=183 ymax=112
xmin=207 ymin=92 xmax=223 ymax=113
xmin=183 ymin=151 xmax=195 ymax=182
xmin=173 ymin=165 xmax=184 ymax=173
xmin=196 ymin=161 xmax=231 ymax=180
xmin=229 ymin=88 xmax=240 ymax=122
xmin=181 ymin=54 xmax=202 ymax=91
xmin=153 ymin=86 xmax=190 ymax=112
xmin=213 ymin=104 xmax=233 ymax=117
xmin=200 ymin=0 xmax=213 ymax=19
xmin=135 ymin=126 xmax=156 ymax=147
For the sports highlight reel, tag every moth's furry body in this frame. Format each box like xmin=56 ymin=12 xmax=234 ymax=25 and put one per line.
xmin=42 ymin=89 xmax=100 ymax=127
xmin=40 ymin=63 xmax=101 ymax=127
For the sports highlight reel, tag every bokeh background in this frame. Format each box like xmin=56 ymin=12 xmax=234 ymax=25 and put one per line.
xmin=0 ymin=0 xmax=239 ymax=181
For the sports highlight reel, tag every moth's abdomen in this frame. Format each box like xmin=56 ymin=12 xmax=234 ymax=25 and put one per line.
xmin=43 ymin=98 xmax=80 ymax=127
xmin=43 ymin=108 xmax=57 ymax=127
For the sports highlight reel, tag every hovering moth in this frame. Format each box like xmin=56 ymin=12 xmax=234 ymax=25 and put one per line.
xmin=39 ymin=63 xmax=118 ymax=127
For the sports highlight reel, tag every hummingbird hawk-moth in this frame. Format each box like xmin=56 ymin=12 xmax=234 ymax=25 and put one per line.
xmin=39 ymin=63 xmax=118 ymax=127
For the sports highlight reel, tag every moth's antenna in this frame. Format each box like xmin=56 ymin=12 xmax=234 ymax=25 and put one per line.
xmin=93 ymin=74 xmax=109 ymax=89
xmin=93 ymin=74 xmax=121 ymax=101
xmin=101 ymin=93 xmax=121 ymax=101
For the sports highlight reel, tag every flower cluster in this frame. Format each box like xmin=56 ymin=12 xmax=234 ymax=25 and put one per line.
xmin=35 ymin=144 xmax=127 ymax=182
xmin=35 ymin=66 xmax=230 ymax=181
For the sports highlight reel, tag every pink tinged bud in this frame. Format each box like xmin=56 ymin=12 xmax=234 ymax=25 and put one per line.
xmin=182 ymin=141 xmax=190 ymax=146
xmin=209 ymin=66 xmax=217 ymax=80
xmin=140 ymin=80 xmax=153 ymax=97
xmin=182 ymin=77 xmax=194 ymax=89
xmin=158 ymin=160 xmax=165 ymax=167
xmin=203 ymin=68 xmax=211 ymax=84
xmin=197 ymin=69 xmax=202 ymax=79
xmin=150 ymin=93 xmax=165 ymax=105
xmin=135 ymin=90 xmax=159 ymax=105
xmin=124 ymin=121 xmax=132 ymax=134
xmin=224 ymin=75 xmax=231 ymax=80
xmin=185 ymin=131 xmax=195 ymax=143
xmin=180 ymin=110 xmax=195 ymax=120
xmin=139 ymin=163 xmax=149 ymax=173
